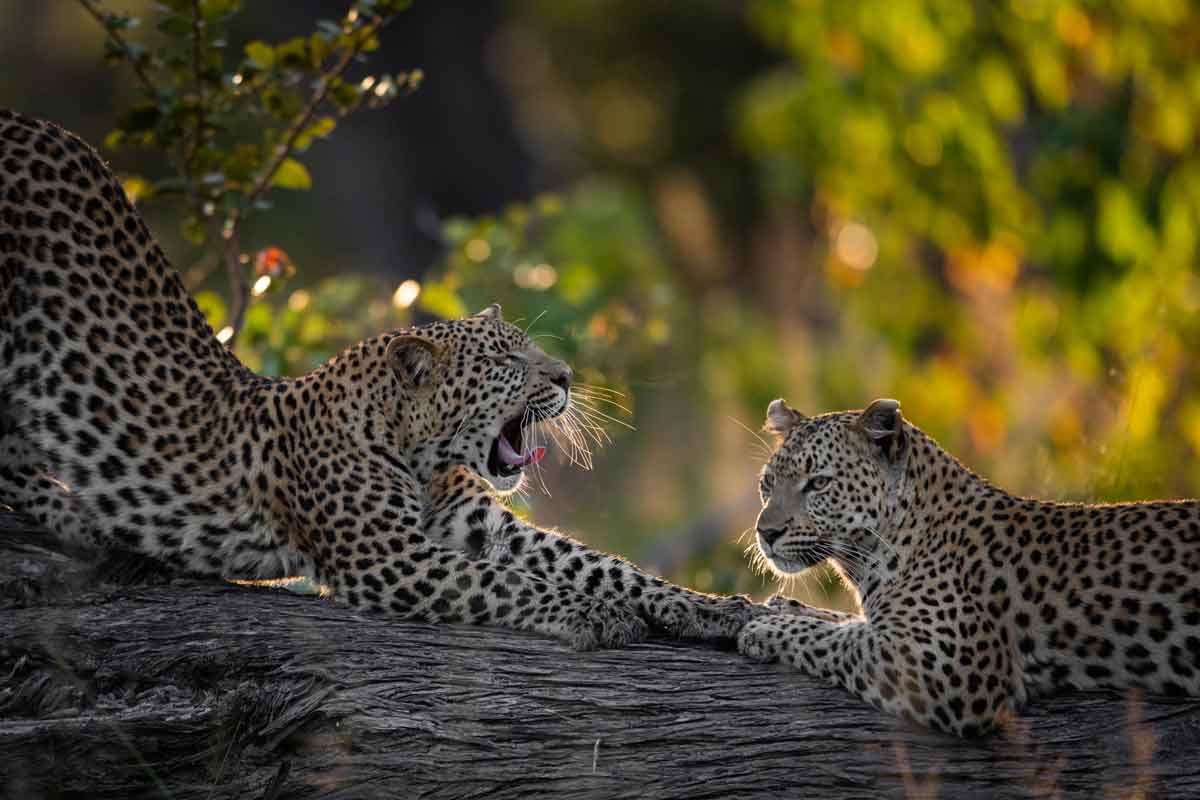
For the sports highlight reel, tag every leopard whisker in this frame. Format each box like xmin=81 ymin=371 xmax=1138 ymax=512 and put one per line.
xmin=570 ymin=389 xmax=634 ymax=416
xmin=548 ymin=410 xmax=594 ymax=470
xmin=448 ymin=414 xmax=469 ymax=449
xmin=563 ymin=403 xmax=610 ymax=447
xmin=570 ymin=399 xmax=636 ymax=432
xmin=728 ymin=416 xmax=772 ymax=459
xmin=523 ymin=405 xmax=553 ymax=497
xmin=860 ymin=525 xmax=898 ymax=558
xmin=554 ymin=403 xmax=601 ymax=468
xmin=572 ymin=382 xmax=626 ymax=398
xmin=522 ymin=309 xmax=549 ymax=335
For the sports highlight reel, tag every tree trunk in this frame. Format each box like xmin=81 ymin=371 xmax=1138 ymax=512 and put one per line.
xmin=2 ymin=511 xmax=1199 ymax=800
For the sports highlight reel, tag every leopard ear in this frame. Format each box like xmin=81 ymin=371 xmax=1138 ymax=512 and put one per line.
xmin=475 ymin=303 xmax=502 ymax=321
xmin=386 ymin=335 xmax=442 ymax=391
xmin=856 ymin=398 xmax=906 ymax=463
xmin=763 ymin=398 xmax=805 ymax=436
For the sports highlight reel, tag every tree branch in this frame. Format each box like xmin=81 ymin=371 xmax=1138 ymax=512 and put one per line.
xmin=221 ymin=13 xmax=392 ymax=345
xmin=76 ymin=0 xmax=158 ymax=97
xmin=182 ymin=0 xmax=207 ymax=194
xmin=2 ymin=511 xmax=1199 ymax=798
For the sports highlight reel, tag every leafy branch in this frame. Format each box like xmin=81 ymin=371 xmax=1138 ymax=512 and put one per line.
xmin=79 ymin=0 xmax=422 ymax=345
xmin=77 ymin=0 xmax=158 ymax=95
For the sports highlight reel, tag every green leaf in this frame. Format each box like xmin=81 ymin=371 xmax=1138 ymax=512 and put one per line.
xmin=241 ymin=303 xmax=276 ymax=348
xmin=294 ymin=116 xmax=336 ymax=151
xmin=221 ymin=143 xmax=263 ymax=183
xmin=103 ymin=13 xmax=139 ymax=31
xmin=119 ymin=175 xmax=154 ymax=204
xmin=194 ymin=290 xmax=227 ymax=328
xmin=316 ymin=19 xmax=343 ymax=40
xmin=270 ymin=158 xmax=312 ymax=190
xmin=376 ymin=0 xmax=414 ymax=13
xmin=274 ymin=37 xmax=310 ymax=70
xmin=244 ymin=40 xmax=274 ymax=69
xmin=309 ymin=32 xmax=332 ymax=68
xmin=199 ymin=0 xmax=241 ymax=22
xmin=418 ymin=280 xmax=468 ymax=319
xmin=330 ymin=79 xmax=359 ymax=108
xmin=181 ymin=215 xmax=207 ymax=246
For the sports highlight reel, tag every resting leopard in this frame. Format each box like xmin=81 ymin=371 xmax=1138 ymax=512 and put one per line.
xmin=0 ymin=108 xmax=755 ymax=649
xmin=737 ymin=397 xmax=1200 ymax=736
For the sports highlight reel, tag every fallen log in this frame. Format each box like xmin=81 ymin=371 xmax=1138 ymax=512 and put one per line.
xmin=2 ymin=511 xmax=1199 ymax=799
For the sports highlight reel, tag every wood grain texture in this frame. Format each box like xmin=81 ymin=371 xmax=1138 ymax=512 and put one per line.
xmin=2 ymin=512 xmax=1200 ymax=800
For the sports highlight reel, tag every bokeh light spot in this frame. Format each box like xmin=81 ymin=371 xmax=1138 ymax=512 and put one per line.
xmin=392 ymin=279 xmax=421 ymax=309
xmin=514 ymin=263 xmax=558 ymax=290
xmin=834 ymin=222 xmax=879 ymax=271
xmin=465 ymin=238 xmax=492 ymax=262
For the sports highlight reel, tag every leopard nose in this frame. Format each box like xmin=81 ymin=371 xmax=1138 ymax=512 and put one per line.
xmin=757 ymin=527 xmax=786 ymax=547
xmin=550 ymin=363 xmax=573 ymax=390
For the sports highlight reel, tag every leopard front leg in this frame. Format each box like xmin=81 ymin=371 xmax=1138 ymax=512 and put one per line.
xmin=290 ymin=462 xmax=648 ymax=650
xmin=738 ymin=613 xmax=1015 ymax=736
xmin=424 ymin=467 xmax=760 ymax=642
xmin=325 ymin=539 xmax=648 ymax=651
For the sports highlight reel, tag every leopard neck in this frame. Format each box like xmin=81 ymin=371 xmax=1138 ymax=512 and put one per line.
xmin=859 ymin=427 xmax=1012 ymax=599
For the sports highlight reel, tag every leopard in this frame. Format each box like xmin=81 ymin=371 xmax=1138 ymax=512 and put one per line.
xmin=736 ymin=397 xmax=1200 ymax=736
xmin=0 ymin=108 xmax=755 ymax=650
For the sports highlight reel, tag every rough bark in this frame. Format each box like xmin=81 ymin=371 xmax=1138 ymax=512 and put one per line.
xmin=2 ymin=511 xmax=1199 ymax=800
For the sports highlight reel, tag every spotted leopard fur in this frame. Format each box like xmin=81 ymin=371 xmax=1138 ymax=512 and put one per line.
xmin=425 ymin=467 xmax=753 ymax=640
xmin=0 ymin=109 xmax=754 ymax=649
xmin=738 ymin=398 xmax=1200 ymax=736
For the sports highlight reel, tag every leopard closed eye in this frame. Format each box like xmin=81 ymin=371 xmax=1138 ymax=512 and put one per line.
xmin=737 ymin=396 xmax=1200 ymax=736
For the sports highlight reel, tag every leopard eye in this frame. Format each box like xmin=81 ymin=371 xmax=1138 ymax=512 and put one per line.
xmin=490 ymin=352 xmax=527 ymax=367
xmin=758 ymin=476 xmax=773 ymax=499
xmin=804 ymin=475 xmax=832 ymax=492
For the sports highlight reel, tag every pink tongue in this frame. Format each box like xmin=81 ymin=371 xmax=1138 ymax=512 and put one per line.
xmin=498 ymin=435 xmax=546 ymax=468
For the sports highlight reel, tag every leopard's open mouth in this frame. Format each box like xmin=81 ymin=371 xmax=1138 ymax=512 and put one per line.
xmin=487 ymin=413 xmax=546 ymax=478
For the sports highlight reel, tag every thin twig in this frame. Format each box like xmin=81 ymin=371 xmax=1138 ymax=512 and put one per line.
xmin=76 ymin=0 xmax=158 ymax=96
xmin=240 ymin=16 xmax=389 ymax=216
xmin=223 ymin=234 xmax=247 ymax=341
xmin=185 ymin=0 xmax=207 ymax=181
xmin=224 ymin=12 xmax=393 ymax=344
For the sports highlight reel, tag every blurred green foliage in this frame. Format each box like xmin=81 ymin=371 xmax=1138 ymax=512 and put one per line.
xmin=80 ymin=0 xmax=1200 ymax=608
xmin=731 ymin=0 xmax=1200 ymax=502
xmin=428 ymin=0 xmax=1200 ymax=604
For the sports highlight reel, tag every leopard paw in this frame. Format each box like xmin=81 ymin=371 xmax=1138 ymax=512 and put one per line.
xmin=560 ymin=599 xmax=649 ymax=651
xmin=736 ymin=616 xmax=789 ymax=663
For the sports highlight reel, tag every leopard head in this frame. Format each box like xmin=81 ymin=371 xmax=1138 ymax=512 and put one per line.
xmin=380 ymin=304 xmax=573 ymax=492
xmin=751 ymin=398 xmax=910 ymax=585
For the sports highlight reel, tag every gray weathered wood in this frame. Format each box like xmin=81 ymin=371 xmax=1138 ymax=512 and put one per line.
xmin=2 ymin=511 xmax=1200 ymax=799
